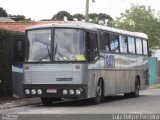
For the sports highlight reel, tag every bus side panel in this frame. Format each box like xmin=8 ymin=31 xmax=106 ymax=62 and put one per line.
xmin=99 ymin=53 xmax=116 ymax=96
xmin=129 ymin=55 xmax=137 ymax=93
xmin=115 ymin=54 xmax=134 ymax=94
xmin=115 ymin=55 xmax=124 ymax=94
xmin=101 ymin=70 xmax=116 ymax=95
xmin=136 ymin=56 xmax=149 ymax=90
xmin=87 ymin=60 xmax=101 ymax=98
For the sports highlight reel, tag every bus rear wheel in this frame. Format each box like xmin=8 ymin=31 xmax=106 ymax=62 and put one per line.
xmin=41 ymin=97 xmax=61 ymax=106
xmin=124 ymin=78 xmax=140 ymax=98
xmin=132 ymin=79 xmax=140 ymax=97
xmin=92 ymin=80 xmax=104 ymax=104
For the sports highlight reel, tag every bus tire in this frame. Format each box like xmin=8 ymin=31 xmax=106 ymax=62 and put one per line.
xmin=131 ymin=78 xmax=140 ymax=97
xmin=92 ymin=80 xmax=104 ymax=104
xmin=41 ymin=97 xmax=61 ymax=106
xmin=124 ymin=78 xmax=140 ymax=98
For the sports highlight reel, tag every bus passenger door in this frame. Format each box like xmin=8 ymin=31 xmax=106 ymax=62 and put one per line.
xmin=86 ymin=31 xmax=100 ymax=98
xmin=12 ymin=33 xmax=24 ymax=98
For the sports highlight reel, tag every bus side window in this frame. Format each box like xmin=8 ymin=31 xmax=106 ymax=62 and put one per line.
xmin=128 ymin=37 xmax=135 ymax=54
xmin=99 ymin=31 xmax=109 ymax=51
xmin=143 ymin=39 xmax=148 ymax=55
xmin=109 ymin=33 xmax=119 ymax=52
xmin=119 ymin=35 xmax=127 ymax=53
xmin=136 ymin=38 xmax=143 ymax=54
xmin=87 ymin=32 xmax=98 ymax=61
xmin=12 ymin=34 xmax=24 ymax=62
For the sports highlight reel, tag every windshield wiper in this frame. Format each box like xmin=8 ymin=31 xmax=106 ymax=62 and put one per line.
xmin=47 ymin=45 xmax=51 ymax=60
xmin=54 ymin=43 xmax=58 ymax=56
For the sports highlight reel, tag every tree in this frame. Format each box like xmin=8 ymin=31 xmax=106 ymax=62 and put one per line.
xmin=89 ymin=13 xmax=98 ymax=23
xmin=89 ymin=13 xmax=113 ymax=26
xmin=9 ymin=15 xmax=32 ymax=21
xmin=97 ymin=13 xmax=113 ymax=26
xmin=0 ymin=29 xmax=12 ymax=96
xmin=72 ymin=13 xmax=84 ymax=21
xmin=114 ymin=4 xmax=160 ymax=49
xmin=52 ymin=11 xmax=73 ymax=21
xmin=0 ymin=7 xmax=8 ymax=17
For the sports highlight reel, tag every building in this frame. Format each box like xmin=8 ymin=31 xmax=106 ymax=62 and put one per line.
xmin=0 ymin=21 xmax=63 ymax=32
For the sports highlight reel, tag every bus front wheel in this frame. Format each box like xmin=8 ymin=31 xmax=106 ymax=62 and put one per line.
xmin=92 ymin=80 xmax=104 ymax=104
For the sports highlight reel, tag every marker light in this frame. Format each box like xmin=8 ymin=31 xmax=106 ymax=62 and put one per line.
xmin=31 ymin=89 xmax=36 ymax=95
xmin=63 ymin=90 xmax=68 ymax=95
xmin=25 ymin=89 xmax=30 ymax=95
xmin=37 ymin=89 xmax=42 ymax=95
xmin=76 ymin=89 xmax=81 ymax=95
xmin=69 ymin=89 xmax=74 ymax=95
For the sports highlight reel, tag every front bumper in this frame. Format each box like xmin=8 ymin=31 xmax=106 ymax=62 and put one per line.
xmin=24 ymin=84 xmax=87 ymax=99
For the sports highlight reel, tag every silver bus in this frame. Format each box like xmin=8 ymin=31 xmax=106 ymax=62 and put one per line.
xmin=22 ymin=22 xmax=149 ymax=105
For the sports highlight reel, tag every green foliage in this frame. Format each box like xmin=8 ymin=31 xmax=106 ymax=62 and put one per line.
xmin=0 ymin=7 xmax=31 ymax=21
xmin=0 ymin=29 xmax=12 ymax=96
xmin=51 ymin=11 xmax=113 ymax=26
xmin=9 ymin=15 xmax=32 ymax=22
xmin=89 ymin=13 xmax=113 ymax=26
xmin=114 ymin=4 xmax=160 ymax=49
xmin=52 ymin=11 xmax=73 ymax=21
xmin=72 ymin=13 xmax=84 ymax=21
xmin=0 ymin=7 xmax=8 ymax=17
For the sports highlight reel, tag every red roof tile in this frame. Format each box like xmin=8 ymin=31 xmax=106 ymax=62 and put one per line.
xmin=0 ymin=21 xmax=64 ymax=32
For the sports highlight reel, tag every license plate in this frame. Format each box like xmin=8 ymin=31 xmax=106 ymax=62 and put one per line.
xmin=46 ymin=89 xmax=57 ymax=93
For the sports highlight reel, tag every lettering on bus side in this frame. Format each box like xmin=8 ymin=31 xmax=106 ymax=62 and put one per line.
xmin=104 ymin=55 xmax=115 ymax=68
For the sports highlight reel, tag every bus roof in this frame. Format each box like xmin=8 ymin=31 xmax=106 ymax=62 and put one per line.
xmin=26 ymin=22 xmax=148 ymax=39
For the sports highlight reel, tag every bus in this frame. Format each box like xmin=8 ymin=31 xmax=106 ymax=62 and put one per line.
xmin=20 ymin=22 xmax=149 ymax=105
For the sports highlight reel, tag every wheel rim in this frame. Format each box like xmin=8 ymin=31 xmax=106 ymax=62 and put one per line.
xmin=97 ymin=86 xmax=102 ymax=97
xmin=97 ymin=82 xmax=102 ymax=98
xmin=135 ymin=82 xmax=140 ymax=96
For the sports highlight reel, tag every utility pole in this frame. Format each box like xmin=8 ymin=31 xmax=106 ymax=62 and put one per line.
xmin=85 ymin=0 xmax=95 ymax=22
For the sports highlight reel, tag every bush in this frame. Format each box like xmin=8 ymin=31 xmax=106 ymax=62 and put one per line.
xmin=0 ymin=29 xmax=12 ymax=97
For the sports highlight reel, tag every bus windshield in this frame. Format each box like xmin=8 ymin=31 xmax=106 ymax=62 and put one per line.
xmin=26 ymin=28 xmax=86 ymax=62
xmin=54 ymin=29 xmax=86 ymax=61
xmin=27 ymin=29 xmax=51 ymax=62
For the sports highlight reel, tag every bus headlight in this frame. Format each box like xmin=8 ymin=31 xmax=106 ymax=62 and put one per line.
xmin=37 ymin=89 xmax=42 ymax=95
xmin=25 ymin=89 xmax=30 ymax=95
xmin=31 ymin=89 xmax=36 ymax=95
xmin=76 ymin=89 xmax=81 ymax=95
xmin=69 ymin=89 xmax=74 ymax=95
xmin=63 ymin=90 xmax=68 ymax=95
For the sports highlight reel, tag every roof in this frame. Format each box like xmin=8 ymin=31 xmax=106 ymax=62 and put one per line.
xmin=0 ymin=21 xmax=63 ymax=32
xmin=0 ymin=21 xmax=148 ymax=39
xmin=27 ymin=22 xmax=148 ymax=39
xmin=26 ymin=22 xmax=98 ymax=31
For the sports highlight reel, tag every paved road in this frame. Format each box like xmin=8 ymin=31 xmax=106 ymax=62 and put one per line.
xmin=0 ymin=89 xmax=160 ymax=120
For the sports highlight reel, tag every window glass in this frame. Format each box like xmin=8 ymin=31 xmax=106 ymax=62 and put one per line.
xmin=54 ymin=29 xmax=86 ymax=61
xmin=143 ymin=40 xmax=148 ymax=55
xmin=87 ymin=32 xmax=98 ymax=51
xmin=109 ymin=33 xmax=119 ymax=52
xmin=99 ymin=31 xmax=109 ymax=51
xmin=119 ymin=35 xmax=127 ymax=53
xmin=27 ymin=29 xmax=51 ymax=62
xmin=136 ymin=38 xmax=142 ymax=54
xmin=87 ymin=32 xmax=98 ymax=61
xmin=128 ymin=37 xmax=135 ymax=54
xmin=13 ymin=35 xmax=24 ymax=63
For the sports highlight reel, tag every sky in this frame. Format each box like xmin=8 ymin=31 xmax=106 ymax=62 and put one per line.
xmin=1 ymin=0 xmax=160 ymax=21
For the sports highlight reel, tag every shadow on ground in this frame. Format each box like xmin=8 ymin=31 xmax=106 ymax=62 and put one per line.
xmin=34 ymin=95 xmax=145 ymax=108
